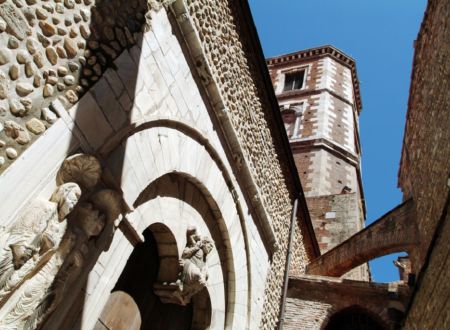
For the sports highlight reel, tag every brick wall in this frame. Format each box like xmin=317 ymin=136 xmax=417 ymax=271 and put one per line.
xmin=398 ymin=0 xmax=450 ymax=328
xmin=404 ymin=212 xmax=450 ymax=329
xmin=284 ymin=298 xmax=332 ymax=330
xmin=398 ymin=0 xmax=450 ymax=269
xmin=306 ymin=193 xmax=369 ymax=280
xmin=292 ymin=149 xmax=359 ymax=198
xmin=284 ymin=276 xmax=410 ymax=329
xmin=268 ymin=48 xmax=367 ymax=281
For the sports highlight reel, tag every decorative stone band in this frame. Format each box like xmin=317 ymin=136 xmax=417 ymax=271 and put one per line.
xmin=168 ymin=0 xmax=279 ymax=254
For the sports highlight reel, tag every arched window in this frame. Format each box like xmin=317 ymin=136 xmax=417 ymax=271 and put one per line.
xmin=324 ymin=306 xmax=385 ymax=330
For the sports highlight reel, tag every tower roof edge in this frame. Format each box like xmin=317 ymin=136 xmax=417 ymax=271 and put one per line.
xmin=266 ymin=45 xmax=363 ymax=113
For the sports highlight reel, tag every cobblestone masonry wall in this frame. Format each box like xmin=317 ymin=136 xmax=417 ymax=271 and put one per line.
xmin=0 ymin=0 xmax=153 ymax=172
xmin=185 ymin=1 xmax=310 ymax=328
xmin=399 ymin=0 xmax=450 ymax=327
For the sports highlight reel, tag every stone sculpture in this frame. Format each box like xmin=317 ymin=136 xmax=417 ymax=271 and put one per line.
xmin=154 ymin=226 xmax=214 ymax=306
xmin=176 ymin=226 xmax=214 ymax=305
xmin=15 ymin=201 xmax=106 ymax=330
xmin=56 ymin=153 xmax=102 ymax=191
xmin=0 ymin=182 xmax=82 ymax=308
xmin=0 ymin=153 xmax=124 ymax=329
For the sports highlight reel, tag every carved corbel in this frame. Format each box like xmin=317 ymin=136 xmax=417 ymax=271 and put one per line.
xmin=154 ymin=226 xmax=214 ymax=306
xmin=195 ymin=56 xmax=214 ymax=86
xmin=56 ymin=154 xmax=102 ymax=192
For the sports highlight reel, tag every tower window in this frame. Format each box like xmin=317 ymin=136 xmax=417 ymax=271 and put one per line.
xmin=283 ymin=70 xmax=305 ymax=91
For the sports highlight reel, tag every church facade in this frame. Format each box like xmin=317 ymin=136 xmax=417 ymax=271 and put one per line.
xmin=0 ymin=0 xmax=447 ymax=329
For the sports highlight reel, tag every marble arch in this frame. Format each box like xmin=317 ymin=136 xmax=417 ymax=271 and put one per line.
xmin=84 ymin=122 xmax=256 ymax=329
xmin=131 ymin=173 xmax=231 ymax=328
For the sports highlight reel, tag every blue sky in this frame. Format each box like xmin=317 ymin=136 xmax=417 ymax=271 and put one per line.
xmin=248 ymin=0 xmax=427 ymax=282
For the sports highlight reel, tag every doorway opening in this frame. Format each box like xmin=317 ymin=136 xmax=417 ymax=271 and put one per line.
xmin=324 ymin=306 xmax=385 ymax=330
xmin=95 ymin=228 xmax=193 ymax=330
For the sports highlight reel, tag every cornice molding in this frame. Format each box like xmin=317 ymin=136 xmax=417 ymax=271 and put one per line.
xmin=267 ymin=45 xmax=362 ymax=113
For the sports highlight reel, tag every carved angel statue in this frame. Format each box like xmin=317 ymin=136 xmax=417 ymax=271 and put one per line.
xmin=0 ymin=154 xmax=110 ymax=329
xmin=0 ymin=192 xmax=109 ymax=329
xmin=174 ymin=226 xmax=214 ymax=305
xmin=0 ymin=183 xmax=82 ymax=308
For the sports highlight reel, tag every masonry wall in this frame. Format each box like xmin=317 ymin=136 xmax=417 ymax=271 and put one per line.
xmin=284 ymin=298 xmax=331 ymax=330
xmin=0 ymin=1 xmax=313 ymax=329
xmin=184 ymin=1 xmax=314 ymax=328
xmin=398 ymin=0 xmax=450 ymax=269
xmin=268 ymin=51 xmax=367 ymax=283
xmin=307 ymin=193 xmax=360 ymax=251
xmin=2 ymin=6 xmax=267 ymax=328
xmin=292 ymin=149 xmax=359 ymax=197
xmin=398 ymin=0 xmax=450 ymax=327
xmin=283 ymin=276 xmax=411 ymax=330
xmin=0 ymin=0 xmax=151 ymax=173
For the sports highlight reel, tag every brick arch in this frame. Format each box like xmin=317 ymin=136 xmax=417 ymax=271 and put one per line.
xmin=323 ymin=305 xmax=386 ymax=330
xmin=307 ymin=199 xmax=419 ymax=277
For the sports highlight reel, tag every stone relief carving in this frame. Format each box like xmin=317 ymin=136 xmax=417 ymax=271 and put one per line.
xmin=0 ymin=181 xmax=83 ymax=329
xmin=0 ymin=182 xmax=82 ymax=306
xmin=56 ymin=153 xmax=101 ymax=191
xmin=0 ymin=153 xmax=124 ymax=329
xmin=154 ymin=226 xmax=214 ymax=306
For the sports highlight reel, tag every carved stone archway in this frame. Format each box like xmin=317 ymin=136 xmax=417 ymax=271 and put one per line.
xmin=128 ymin=172 xmax=228 ymax=329
xmin=99 ymin=123 xmax=254 ymax=329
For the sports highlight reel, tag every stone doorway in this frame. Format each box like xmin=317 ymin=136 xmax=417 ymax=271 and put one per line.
xmin=94 ymin=229 xmax=193 ymax=330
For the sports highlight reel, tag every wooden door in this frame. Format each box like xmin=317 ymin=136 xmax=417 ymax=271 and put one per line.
xmin=94 ymin=291 xmax=141 ymax=330
xmin=94 ymin=229 xmax=193 ymax=330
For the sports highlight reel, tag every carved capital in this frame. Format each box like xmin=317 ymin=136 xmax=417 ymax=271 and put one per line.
xmin=56 ymin=154 xmax=102 ymax=192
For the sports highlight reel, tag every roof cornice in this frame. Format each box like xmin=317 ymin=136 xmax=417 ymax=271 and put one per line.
xmin=266 ymin=45 xmax=363 ymax=113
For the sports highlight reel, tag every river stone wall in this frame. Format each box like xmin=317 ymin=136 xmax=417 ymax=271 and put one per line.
xmin=0 ymin=0 xmax=150 ymax=172
xmin=185 ymin=0 xmax=311 ymax=328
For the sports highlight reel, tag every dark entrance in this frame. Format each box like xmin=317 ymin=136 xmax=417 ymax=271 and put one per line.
xmin=325 ymin=306 xmax=385 ymax=330
xmin=94 ymin=229 xmax=193 ymax=330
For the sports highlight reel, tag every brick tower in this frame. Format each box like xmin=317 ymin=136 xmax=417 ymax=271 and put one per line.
xmin=267 ymin=46 xmax=370 ymax=280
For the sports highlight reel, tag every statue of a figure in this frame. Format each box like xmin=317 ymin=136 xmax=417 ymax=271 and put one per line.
xmin=174 ymin=226 xmax=214 ymax=305
xmin=0 ymin=153 xmax=124 ymax=328
xmin=0 ymin=183 xmax=82 ymax=308
xmin=0 ymin=200 xmax=106 ymax=329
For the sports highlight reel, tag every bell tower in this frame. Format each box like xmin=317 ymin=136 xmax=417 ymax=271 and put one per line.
xmin=267 ymin=46 xmax=369 ymax=280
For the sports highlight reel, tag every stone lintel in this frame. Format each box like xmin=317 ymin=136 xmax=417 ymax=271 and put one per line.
xmin=288 ymin=275 xmax=410 ymax=305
